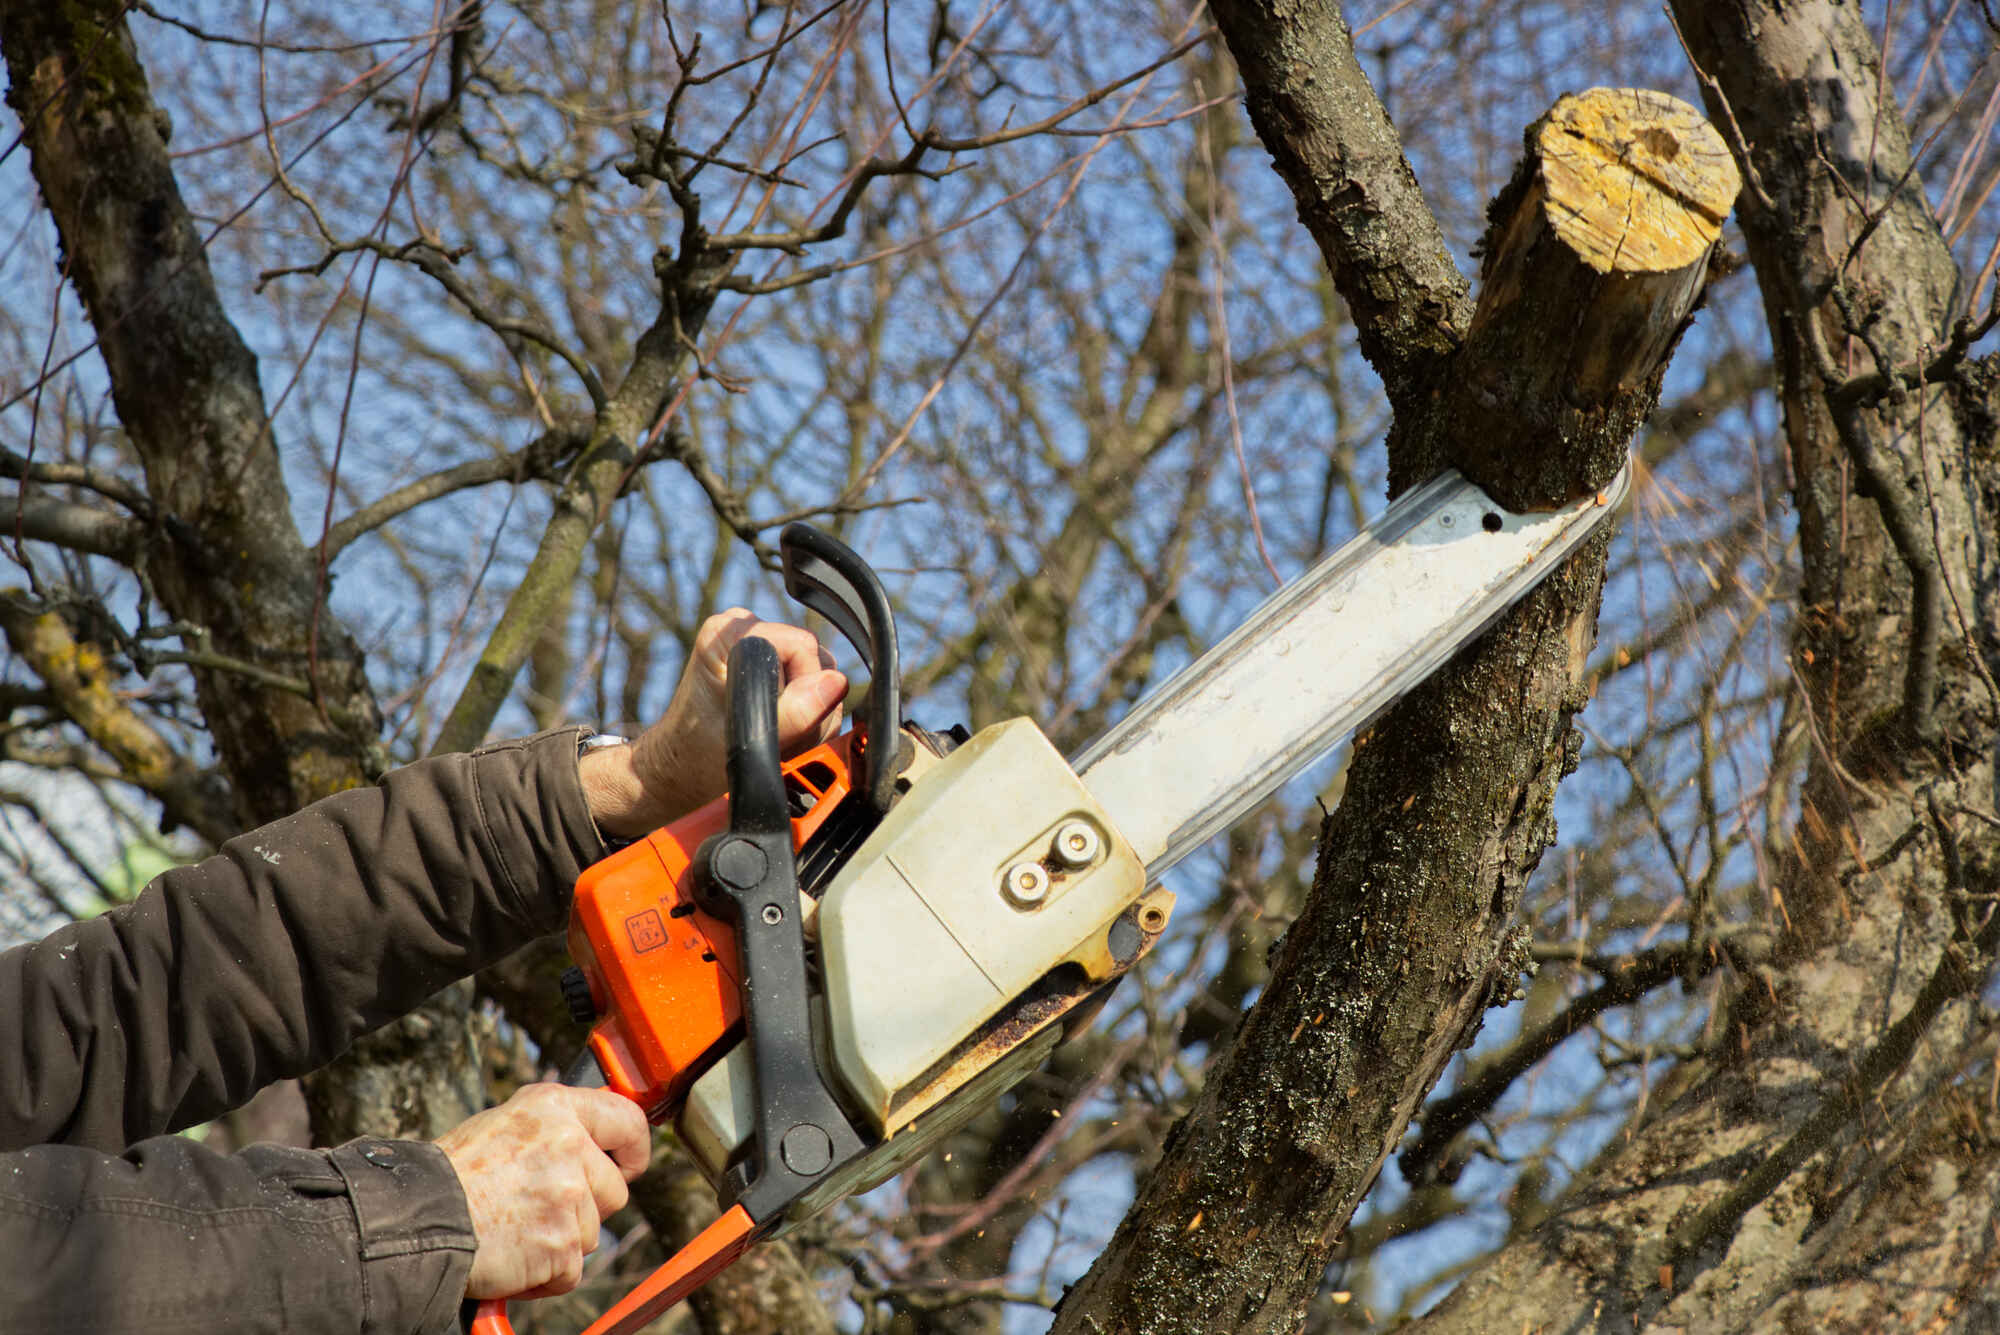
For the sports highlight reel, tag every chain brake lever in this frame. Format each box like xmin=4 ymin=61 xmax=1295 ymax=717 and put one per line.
xmin=779 ymin=523 xmax=901 ymax=815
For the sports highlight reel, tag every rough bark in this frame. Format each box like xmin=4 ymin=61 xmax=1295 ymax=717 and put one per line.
xmin=1403 ymin=2 xmax=2000 ymax=1331
xmin=1050 ymin=86 xmax=1736 ymax=1335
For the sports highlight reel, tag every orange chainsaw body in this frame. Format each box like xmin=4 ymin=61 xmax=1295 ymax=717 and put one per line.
xmin=569 ymin=732 xmax=857 ymax=1121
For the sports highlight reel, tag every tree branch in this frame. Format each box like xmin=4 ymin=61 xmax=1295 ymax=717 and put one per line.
xmin=1 ymin=0 xmax=381 ymax=825
xmin=0 ymin=448 xmax=154 ymax=514
xmin=0 ymin=491 xmax=145 ymax=561
xmin=257 ymin=236 xmax=609 ymax=412
xmin=1204 ymin=0 xmax=1471 ymax=407
xmin=1401 ymin=934 xmax=1770 ymax=1186
xmin=318 ymin=422 xmax=590 ymax=558
xmin=0 ymin=592 xmax=234 ymax=845
xmin=1829 ymin=305 xmax=2000 ymax=408
xmin=1051 ymin=87 xmax=1735 ymax=1335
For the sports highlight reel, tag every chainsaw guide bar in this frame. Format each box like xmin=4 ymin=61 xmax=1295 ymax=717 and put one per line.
xmin=1075 ymin=461 xmax=1635 ymax=876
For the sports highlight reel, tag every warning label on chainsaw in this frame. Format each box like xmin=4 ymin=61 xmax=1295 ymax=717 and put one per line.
xmin=625 ymin=908 xmax=668 ymax=954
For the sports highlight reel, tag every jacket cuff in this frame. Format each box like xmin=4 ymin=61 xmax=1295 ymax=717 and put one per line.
xmin=467 ymin=726 xmax=609 ymax=936
xmin=331 ymin=1138 xmax=477 ymax=1335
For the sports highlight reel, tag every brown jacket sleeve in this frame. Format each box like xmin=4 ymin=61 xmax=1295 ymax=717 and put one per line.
xmin=0 ymin=727 xmax=611 ymax=1334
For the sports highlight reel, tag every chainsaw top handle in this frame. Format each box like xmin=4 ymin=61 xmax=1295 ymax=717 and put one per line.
xmin=779 ymin=523 xmax=900 ymax=815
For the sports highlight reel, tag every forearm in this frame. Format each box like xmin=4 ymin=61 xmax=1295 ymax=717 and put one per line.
xmin=0 ymin=1135 xmax=473 ymax=1335
xmin=0 ymin=728 xmax=608 ymax=1153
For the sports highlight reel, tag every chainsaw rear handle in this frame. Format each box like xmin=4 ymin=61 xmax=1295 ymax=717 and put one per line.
xmin=779 ymin=523 xmax=900 ymax=815
xmin=716 ymin=633 xmax=790 ymax=838
xmin=464 ymin=1050 xmax=608 ymax=1335
xmin=473 ymin=637 xmax=867 ymax=1335
xmin=465 ymin=868 xmax=768 ymax=1335
xmin=468 ymin=1206 xmax=758 ymax=1335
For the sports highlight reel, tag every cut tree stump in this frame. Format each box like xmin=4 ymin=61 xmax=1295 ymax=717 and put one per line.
xmin=1452 ymin=87 xmax=1741 ymax=508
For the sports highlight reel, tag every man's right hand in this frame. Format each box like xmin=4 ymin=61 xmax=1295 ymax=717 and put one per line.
xmin=436 ymin=1082 xmax=653 ymax=1300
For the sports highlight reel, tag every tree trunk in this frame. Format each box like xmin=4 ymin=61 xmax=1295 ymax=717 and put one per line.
xmin=0 ymin=2 xmax=384 ymax=820
xmin=1050 ymin=81 xmax=1737 ymax=1335
xmin=0 ymin=0 xmax=483 ymax=1145
xmin=1400 ymin=2 xmax=2000 ymax=1330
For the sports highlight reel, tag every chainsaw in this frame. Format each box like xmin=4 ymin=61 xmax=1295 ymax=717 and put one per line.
xmin=472 ymin=458 xmax=1631 ymax=1335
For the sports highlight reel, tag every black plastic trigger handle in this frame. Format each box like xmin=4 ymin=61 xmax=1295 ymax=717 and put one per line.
xmin=778 ymin=524 xmax=901 ymax=815
xmin=691 ymin=635 xmax=864 ymax=1222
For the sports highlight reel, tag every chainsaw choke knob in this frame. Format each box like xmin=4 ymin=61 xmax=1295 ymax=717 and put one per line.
xmin=559 ymin=965 xmax=597 ymax=1027
xmin=710 ymin=836 xmax=770 ymax=893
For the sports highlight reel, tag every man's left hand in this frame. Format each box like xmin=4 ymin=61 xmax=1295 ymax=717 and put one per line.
xmin=578 ymin=610 xmax=847 ymax=840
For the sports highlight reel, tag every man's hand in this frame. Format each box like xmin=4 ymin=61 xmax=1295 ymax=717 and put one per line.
xmin=437 ymin=1083 xmax=652 ymax=1301
xmin=580 ymin=609 xmax=848 ymax=839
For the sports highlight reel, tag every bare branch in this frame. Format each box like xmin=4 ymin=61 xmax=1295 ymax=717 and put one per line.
xmin=1830 ymin=304 xmax=2000 ymax=407
xmin=0 ymin=593 xmax=235 ymax=844
xmin=257 ymin=236 xmax=609 ymax=412
xmin=1203 ymin=0 xmax=1470 ymax=404
xmin=0 ymin=491 xmax=145 ymax=561
xmin=917 ymin=31 xmax=1213 ymax=154
xmin=0 ymin=448 xmax=154 ymax=515
xmin=318 ymin=422 xmax=590 ymax=558
xmin=1401 ymin=934 xmax=1769 ymax=1187
xmin=703 ymin=143 xmax=942 ymax=255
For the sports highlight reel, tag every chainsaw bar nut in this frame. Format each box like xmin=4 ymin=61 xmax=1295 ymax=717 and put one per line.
xmin=1050 ymin=820 xmax=1101 ymax=869
xmin=1003 ymin=861 xmax=1049 ymax=908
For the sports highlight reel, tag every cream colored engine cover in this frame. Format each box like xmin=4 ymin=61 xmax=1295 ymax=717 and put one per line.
xmin=816 ymin=716 xmax=1145 ymax=1127
xmin=678 ymin=717 xmax=1147 ymax=1176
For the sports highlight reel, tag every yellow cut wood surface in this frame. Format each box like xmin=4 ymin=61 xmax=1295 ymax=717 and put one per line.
xmin=1538 ymin=87 xmax=1740 ymax=274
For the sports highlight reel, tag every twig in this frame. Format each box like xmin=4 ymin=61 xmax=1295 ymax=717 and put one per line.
xmin=317 ymin=425 xmax=590 ymax=558
xmin=1197 ymin=68 xmax=1281 ymax=587
xmin=0 ymin=492 xmax=145 ymax=562
xmin=701 ymin=31 xmax=1210 ymax=255
xmin=916 ymin=30 xmax=1212 ymax=154
xmin=1401 ymin=935 xmax=1765 ymax=1185
xmin=909 ymin=1034 xmax=1146 ymax=1258
xmin=143 ymin=648 xmax=315 ymax=700
xmin=1663 ymin=5 xmax=1776 ymax=212
xmin=838 ymin=10 xmax=1204 ymax=504
xmin=254 ymin=235 xmax=609 ymax=411
xmin=1829 ymin=304 xmax=2000 ymax=407
xmin=132 ymin=2 xmax=455 ymax=55
xmin=0 ymin=449 xmax=154 ymax=515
